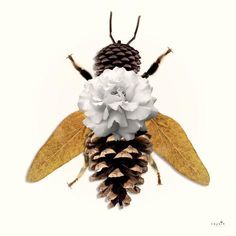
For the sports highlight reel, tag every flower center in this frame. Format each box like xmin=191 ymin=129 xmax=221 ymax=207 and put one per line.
xmin=110 ymin=87 xmax=126 ymax=101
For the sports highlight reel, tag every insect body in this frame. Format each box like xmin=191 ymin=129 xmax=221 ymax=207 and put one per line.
xmin=27 ymin=12 xmax=209 ymax=208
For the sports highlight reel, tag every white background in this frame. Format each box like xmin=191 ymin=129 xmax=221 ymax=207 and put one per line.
xmin=0 ymin=0 xmax=235 ymax=235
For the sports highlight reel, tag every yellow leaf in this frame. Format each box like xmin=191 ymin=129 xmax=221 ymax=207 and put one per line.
xmin=27 ymin=111 xmax=90 ymax=182
xmin=146 ymin=113 xmax=210 ymax=185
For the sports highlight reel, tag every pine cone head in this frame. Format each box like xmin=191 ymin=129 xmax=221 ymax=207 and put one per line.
xmin=94 ymin=40 xmax=141 ymax=76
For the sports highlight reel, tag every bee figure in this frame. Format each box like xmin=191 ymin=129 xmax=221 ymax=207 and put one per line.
xmin=27 ymin=12 xmax=209 ymax=208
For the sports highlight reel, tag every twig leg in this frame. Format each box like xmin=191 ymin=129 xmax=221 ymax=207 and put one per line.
xmin=67 ymin=54 xmax=93 ymax=80
xmin=67 ymin=155 xmax=89 ymax=188
xmin=142 ymin=48 xmax=172 ymax=79
xmin=149 ymin=155 xmax=162 ymax=185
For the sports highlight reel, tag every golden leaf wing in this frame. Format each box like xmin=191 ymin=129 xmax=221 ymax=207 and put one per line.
xmin=146 ymin=113 xmax=210 ymax=185
xmin=27 ymin=111 xmax=90 ymax=182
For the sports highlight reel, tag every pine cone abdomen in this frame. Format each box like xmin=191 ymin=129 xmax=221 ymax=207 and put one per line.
xmin=85 ymin=130 xmax=152 ymax=208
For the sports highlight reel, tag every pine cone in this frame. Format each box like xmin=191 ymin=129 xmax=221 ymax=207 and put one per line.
xmin=84 ymin=130 xmax=152 ymax=208
xmin=94 ymin=41 xmax=141 ymax=76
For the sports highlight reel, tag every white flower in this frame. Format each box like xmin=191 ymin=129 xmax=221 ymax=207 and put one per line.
xmin=78 ymin=67 xmax=158 ymax=140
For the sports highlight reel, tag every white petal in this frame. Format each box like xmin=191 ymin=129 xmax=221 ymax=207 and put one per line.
xmin=83 ymin=118 xmax=92 ymax=128
xmin=118 ymin=120 xmax=141 ymax=140
xmin=126 ymin=106 xmax=152 ymax=120
xmin=107 ymin=110 xmax=128 ymax=128
xmin=103 ymin=107 xmax=109 ymax=120
xmin=103 ymin=93 xmax=121 ymax=105
xmin=93 ymin=120 xmax=112 ymax=137
xmin=131 ymin=79 xmax=153 ymax=104
xmin=86 ymin=110 xmax=104 ymax=124
xmin=121 ymin=102 xmax=138 ymax=111
xmin=122 ymin=133 xmax=135 ymax=141
xmin=109 ymin=101 xmax=122 ymax=110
